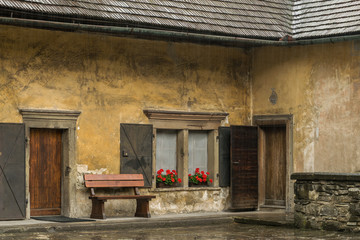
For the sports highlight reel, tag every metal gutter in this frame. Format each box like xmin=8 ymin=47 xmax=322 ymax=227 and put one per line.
xmin=0 ymin=16 xmax=359 ymax=47
xmin=0 ymin=16 xmax=282 ymax=48
xmin=287 ymin=34 xmax=360 ymax=46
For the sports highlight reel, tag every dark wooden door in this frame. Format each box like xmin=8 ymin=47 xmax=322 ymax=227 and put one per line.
xmin=230 ymin=126 xmax=258 ymax=210
xmin=30 ymin=129 xmax=62 ymax=216
xmin=263 ymin=126 xmax=286 ymax=206
xmin=0 ymin=123 xmax=26 ymax=220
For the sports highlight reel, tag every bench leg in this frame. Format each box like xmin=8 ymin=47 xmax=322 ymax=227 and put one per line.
xmin=90 ymin=199 xmax=107 ymax=219
xmin=135 ymin=198 xmax=151 ymax=218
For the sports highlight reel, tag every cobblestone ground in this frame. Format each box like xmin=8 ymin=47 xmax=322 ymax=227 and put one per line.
xmin=1 ymin=223 xmax=359 ymax=240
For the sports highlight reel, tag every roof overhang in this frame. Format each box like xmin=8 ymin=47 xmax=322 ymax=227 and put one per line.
xmin=1 ymin=16 xmax=360 ymax=48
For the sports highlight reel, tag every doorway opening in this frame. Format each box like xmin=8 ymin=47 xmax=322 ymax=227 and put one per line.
xmin=254 ymin=115 xmax=293 ymax=211
xmin=20 ymin=109 xmax=80 ymax=219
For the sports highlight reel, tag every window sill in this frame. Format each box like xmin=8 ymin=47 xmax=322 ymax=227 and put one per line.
xmin=149 ymin=186 xmax=222 ymax=192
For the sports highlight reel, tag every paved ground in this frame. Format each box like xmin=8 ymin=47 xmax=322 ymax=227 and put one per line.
xmin=1 ymin=211 xmax=360 ymax=239
xmin=0 ymin=210 xmax=291 ymax=234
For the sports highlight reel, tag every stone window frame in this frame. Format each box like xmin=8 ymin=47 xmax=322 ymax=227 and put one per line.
xmin=20 ymin=109 xmax=81 ymax=218
xmin=143 ymin=110 xmax=228 ymax=190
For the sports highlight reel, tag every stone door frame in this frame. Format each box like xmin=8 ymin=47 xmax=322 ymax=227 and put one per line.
xmin=253 ymin=114 xmax=293 ymax=212
xmin=20 ymin=109 xmax=81 ymax=219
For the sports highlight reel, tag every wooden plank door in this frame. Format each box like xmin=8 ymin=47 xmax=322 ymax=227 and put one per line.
xmin=120 ymin=124 xmax=153 ymax=187
xmin=30 ymin=129 xmax=62 ymax=216
xmin=0 ymin=123 xmax=26 ymax=220
xmin=230 ymin=126 xmax=258 ymax=210
xmin=263 ymin=126 xmax=286 ymax=206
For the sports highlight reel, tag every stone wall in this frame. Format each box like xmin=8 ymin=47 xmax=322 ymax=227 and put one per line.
xmin=292 ymin=173 xmax=360 ymax=232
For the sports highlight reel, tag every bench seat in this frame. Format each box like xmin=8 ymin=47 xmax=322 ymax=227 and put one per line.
xmin=84 ymin=174 xmax=156 ymax=219
xmin=89 ymin=195 xmax=156 ymax=200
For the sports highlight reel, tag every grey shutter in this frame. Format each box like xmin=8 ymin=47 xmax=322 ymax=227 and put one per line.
xmin=219 ymin=127 xmax=230 ymax=187
xmin=0 ymin=123 xmax=26 ymax=220
xmin=120 ymin=124 xmax=153 ymax=187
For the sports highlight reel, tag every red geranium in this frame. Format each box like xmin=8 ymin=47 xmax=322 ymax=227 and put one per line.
xmin=188 ymin=168 xmax=213 ymax=186
xmin=156 ymin=169 xmax=181 ymax=187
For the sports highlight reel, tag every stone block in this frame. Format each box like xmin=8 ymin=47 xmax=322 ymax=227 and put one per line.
xmin=319 ymin=205 xmax=338 ymax=216
xmin=318 ymin=195 xmax=332 ymax=202
xmin=295 ymin=183 xmax=310 ymax=200
xmin=349 ymin=203 xmax=360 ymax=216
xmin=349 ymin=188 xmax=360 ymax=198
xmin=309 ymin=190 xmax=319 ymax=200
xmin=305 ymin=204 xmax=318 ymax=216
xmin=324 ymin=184 xmax=337 ymax=190
xmin=321 ymin=220 xmax=342 ymax=231
xmin=294 ymin=204 xmax=305 ymax=213
xmin=294 ymin=212 xmax=307 ymax=228
xmin=348 ymin=215 xmax=360 ymax=222
xmin=347 ymin=222 xmax=357 ymax=226
xmin=337 ymin=190 xmax=349 ymax=195
xmin=333 ymin=195 xmax=352 ymax=203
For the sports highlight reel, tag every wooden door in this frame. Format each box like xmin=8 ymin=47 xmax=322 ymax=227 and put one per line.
xmin=230 ymin=126 xmax=258 ymax=210
xmin=263 ymin=126 xmax=286 ymax=206
xmin=30 ymin=129 xmax=62 ymax=216
xmin=0 ymin=123 xmax=26 ymax=220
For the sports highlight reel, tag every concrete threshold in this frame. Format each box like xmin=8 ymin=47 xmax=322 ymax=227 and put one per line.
xmin=0 ymin=210 xmax=294 ymax=234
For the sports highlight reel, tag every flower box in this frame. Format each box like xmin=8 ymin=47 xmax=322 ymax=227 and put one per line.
xmin=156 ymin=169 xmax=182 ymax=188
xmin=188 ymin=168 xmax=213 ymax=187
xmin=156 ymin=182 xmax=177 ymax=188
xmin=188 ymin=181 xmax=208 ymax=187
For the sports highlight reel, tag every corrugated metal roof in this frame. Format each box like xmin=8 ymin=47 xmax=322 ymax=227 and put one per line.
xmin=0 ymin=0 xmax=359 ymax=40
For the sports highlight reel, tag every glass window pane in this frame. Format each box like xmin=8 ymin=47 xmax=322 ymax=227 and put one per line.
xmin=188 ymin=131 xmax=208 ymax=175
xmin=156 ymin=130 xmax=177 ymax=171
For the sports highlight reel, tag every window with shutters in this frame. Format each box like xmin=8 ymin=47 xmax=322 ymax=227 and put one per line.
xmin=144 ymin=110 xmax=229 ymax=189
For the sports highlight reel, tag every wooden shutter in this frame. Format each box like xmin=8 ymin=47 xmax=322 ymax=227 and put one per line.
xmin=0 ymin=123 xmax=26 ymax=220
xmin=230 ymin=125 xmax=258 ymax=210
xmin=219 ymin=127 xmax=230 ymax=187
xmin=120 ymin=124 xmax=153 ymax=187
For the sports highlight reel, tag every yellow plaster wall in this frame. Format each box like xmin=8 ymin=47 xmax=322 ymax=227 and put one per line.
xmin=253 ymin=41 xmax=360 ymax=173
xmin=0 ymin=25 xmax=251 ymax=173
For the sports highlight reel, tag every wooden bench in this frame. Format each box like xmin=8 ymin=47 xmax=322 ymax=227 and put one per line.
xmin=84 ymin=174 xmax=156 ymax=219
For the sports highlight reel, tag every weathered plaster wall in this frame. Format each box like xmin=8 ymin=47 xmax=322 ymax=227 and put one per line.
xmin=0 ymin=25 xmax=250 ymax=216
xmin=253 ymin=41 xmax=360 ymax=173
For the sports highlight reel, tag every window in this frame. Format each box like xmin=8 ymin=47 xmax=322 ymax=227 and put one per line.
xmin=156 ymin=130 xmax=177 ymax=171
xmin=143 ymin=109 xmax=229 ymax=188
xmin=188 ymin=131 xmax=208 ymax=175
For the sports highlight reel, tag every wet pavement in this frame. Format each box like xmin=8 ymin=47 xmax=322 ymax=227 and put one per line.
xmin=1 ymin=222 xmax=360 ymax=240
xmin=0 ymin=211 xmax=359 ymax=239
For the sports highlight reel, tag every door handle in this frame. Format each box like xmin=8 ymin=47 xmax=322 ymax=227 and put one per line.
xmin=233 ymin=162 xmax=240 ymax=165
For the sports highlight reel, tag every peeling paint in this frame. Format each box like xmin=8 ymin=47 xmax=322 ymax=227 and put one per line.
xmin=253 ymin=41 xmax=360 ymax=173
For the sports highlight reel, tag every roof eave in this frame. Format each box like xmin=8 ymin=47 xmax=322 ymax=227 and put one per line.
xmin=0 ymin=16 xmax=283 ymax=48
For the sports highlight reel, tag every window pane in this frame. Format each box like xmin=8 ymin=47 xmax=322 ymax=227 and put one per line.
xmin=188 ymin=131 xmax=208 ymax=175
xmin=156 ymin=130 xmax=177 ymax=171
